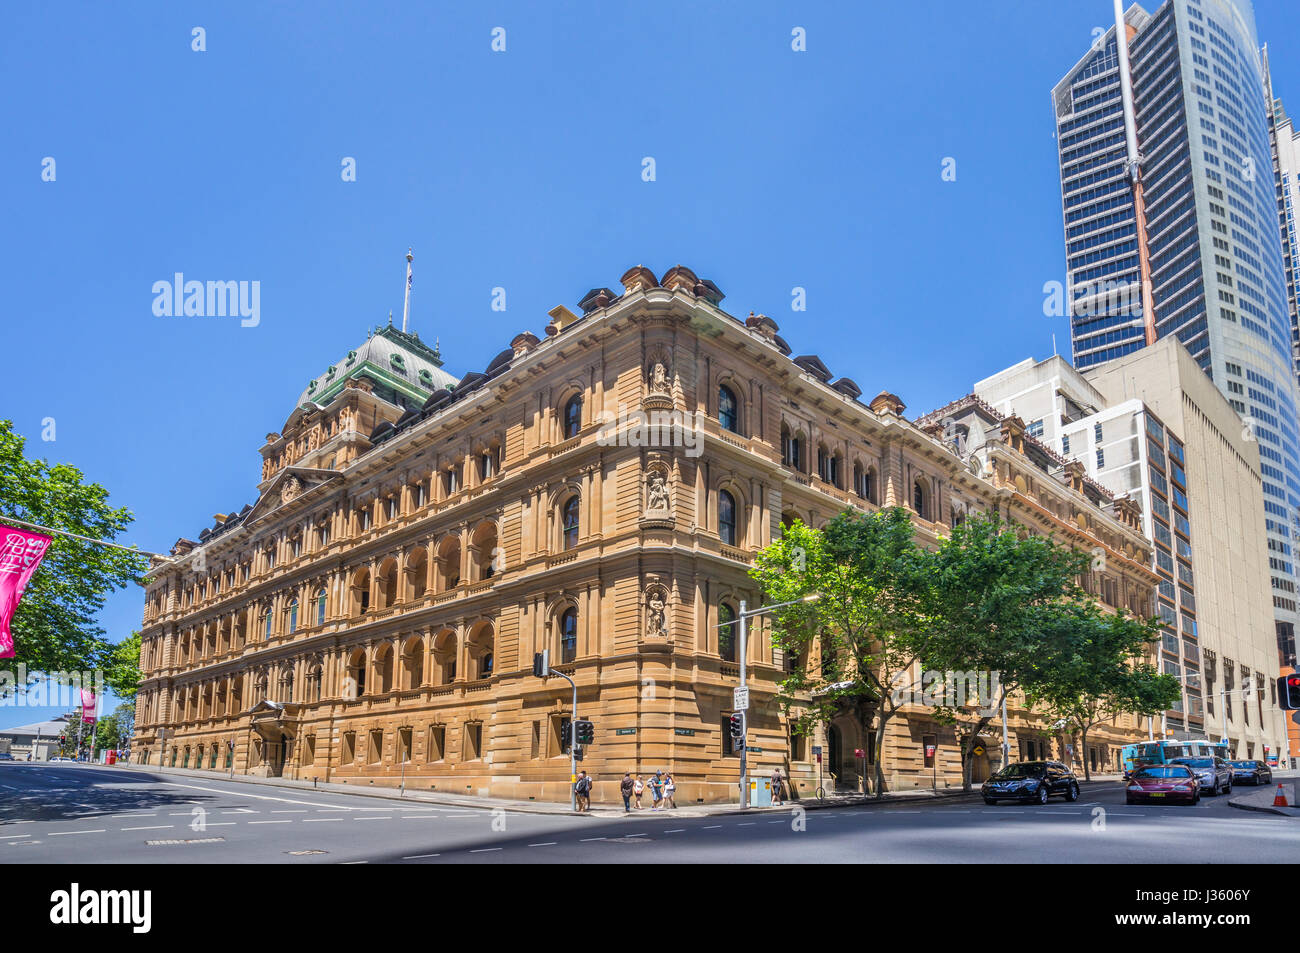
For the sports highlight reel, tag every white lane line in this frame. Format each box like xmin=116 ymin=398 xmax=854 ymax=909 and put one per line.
xmin=340 ymin=861 xmax=368 ymax=865
xmin=205 ymin=822 xmax=236 ymax=827
xmin=623 ymin=833 xmax=648 ymax=837
xmin=400 ymin=815 xmax=441 ymax=819
xmin=50 ymin=829 xmax=106 ymax=836
xmin=223 ymin=809 xmax=258 ymax=815
xmin=356 ymin=816 xmax=393 ymax=821
xmin=664 ymin=829 xmax=685 ymax=833
xmin=580 ymin=837 xmax=606 ymax=842
xmin=767 ymin=820 xmax=784 ymax=824
xmin=111 ymin=814 xmax=158 ymax=819
xmin=403 ymin=852 xmax=441 ymax=859
xmin=121 ymin=825 xmax=173 ymax=831
xmin=703 ymin=825 xmax=722 ymax=829
xmin=738 ymin=822 xmax=757 ymax=826
xmin=248 ymin=820 xmax=292 ymax=825
xmin=528 ymin=842 xmax=557 ymax=847
xmin=271 ymin=810 xmax=307 ymax=814
xmin=303 ymin=818 xmax=344 ymax=823
xmin=158 ymin=780 xmax=376 ymax=812
xmin=0 ymin=834 xmax=31 ymax=839
xmin=469 ymin=847 xmax=502 ymax=853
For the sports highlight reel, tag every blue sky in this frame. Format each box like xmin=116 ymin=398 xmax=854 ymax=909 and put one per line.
xmin=2 ymin=0 xmax=1299 ymax=729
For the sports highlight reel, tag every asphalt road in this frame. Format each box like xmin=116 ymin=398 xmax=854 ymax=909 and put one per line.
xmin=2 ymin=763 xmax=1297 ymax=863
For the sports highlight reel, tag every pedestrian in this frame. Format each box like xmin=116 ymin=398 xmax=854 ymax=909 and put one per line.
xmin=650 ymin=770 xmax=664 ymax=810
xmin=633 ymin=774 xmax=645 ymax=809
xmin=771 ymin=768 xmax=784 ymax=805
xmin=620 ymin=772 xmax=634 ymax=812
xmin=663 ymin=772 xmax=676 ymax=809
xmin=575 ymin=770 xmax=592 ymax=812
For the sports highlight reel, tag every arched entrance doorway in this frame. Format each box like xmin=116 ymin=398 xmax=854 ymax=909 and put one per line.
xmin=828 ymin=716 xmax=862 ymax=792
xmin=968 ymin=738 xmax=993 ymax=783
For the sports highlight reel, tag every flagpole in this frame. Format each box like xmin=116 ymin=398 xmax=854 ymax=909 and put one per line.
xmin=401 ymin=247 xmax=413 ymax=333
xmin=0 ymin=517 xmax=162 ymax=558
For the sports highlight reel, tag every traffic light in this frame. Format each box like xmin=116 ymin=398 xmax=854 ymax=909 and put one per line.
xmin=532 ymin=650 xmax=549 ymax=678
xmin=574 ymin=719 xmax=594 ymax=746
xmin=728 ymin=712 xmax=745 ymax=745
xmin=1279 ymin=674 xmax=1300 ymax=710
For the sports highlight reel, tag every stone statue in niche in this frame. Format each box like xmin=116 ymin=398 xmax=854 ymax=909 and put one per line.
xmin=646 ymin=469 xmax=670 ymax=513
xmin=649 ymin=361 xmax=670 ymax=395
xmin=646 ymin=586 xmax=668 ymax=639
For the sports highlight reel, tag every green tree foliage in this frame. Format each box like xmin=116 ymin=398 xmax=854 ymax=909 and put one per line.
xmin=94 ymin=700 xmax=136 ymax=753
xmin=1028 ymin=600 xmax=1178 ymax=779
xmin=750 ymin=508 xmax=930 ymax=796
xmin=0 ymin=419 xmax=147 ymax=676
xmin=104 ymin=631 xmax=142 ymax=700
xmin=914 ymin=515 xmax=1118 ymax=790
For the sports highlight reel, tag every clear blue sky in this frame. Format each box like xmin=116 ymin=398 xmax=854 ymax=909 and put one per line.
xmin=2 ymin=1 xmax=1299 ymax=729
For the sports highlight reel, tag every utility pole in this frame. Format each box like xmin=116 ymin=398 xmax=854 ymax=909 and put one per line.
xmin=533 ymin=650 xmax=578 ymax=812
xmin=738 ymin=598 xmax=749 ymax=810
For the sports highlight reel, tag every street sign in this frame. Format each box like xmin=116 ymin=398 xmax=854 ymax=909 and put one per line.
xmin=733 ymin=686 xmax=749 ymax=711
xmin=854 ymin=748 xmax=864 ymax=758
xmin=925 ymin=744 xmax=936 ymax=758
xmin=973 ymin=745 xmax=985 ymax=756
xmin=811 ymin=745 xmax=822 ymax=756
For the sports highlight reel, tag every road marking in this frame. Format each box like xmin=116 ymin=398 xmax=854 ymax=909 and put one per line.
xmin=623 ymin=832 xmax=648 ymax=837
xmin=0 ymin=834 xmax=31 ymax=839
xmin=580 ymin=837 xmax=606 ymax=842
xmin=157 ymin=780 xmax=375 ymax=812
xmin=768 ymin=820 xmax=784 ymax=824
xmin=204 ymin=822 xmax=235 ymax=827
xmin=528 ymin=842 xmax=556 ymax=847
xmin=664 ymin=829 xmax=685 ymax=833
xmin=403 ymin=852 xmax=441 ymax=859
xmin=50 ymin=829 xmax=106 ymax=836
xmin=224 ymin=809 xmax=258 ymax=815
xmin=356 ymin=816 xmax=393 ymax=821
xmin=271 ymin=810 xmax=307 ymax=814
xmin=248 ymin=820 xmax=292 ymax=825
xmin=738 ymin=822 xmax=756 ymax=826
xmin=110 ymin=814 xmax=158 ymax=819
xmin=122 ymin=825 xmax=173 ymax=831
xmin=703 ymin=825 xmax=722 ymax=829
xmin=340 ymin=861 xmax=368 ymax=864
xmin=469 ymin=847 xmax=502 ymax=853
xmin=400 ymin=814 xmax=441 ymax=819
xmin=303 ymin=818 xmax=344 ymax=823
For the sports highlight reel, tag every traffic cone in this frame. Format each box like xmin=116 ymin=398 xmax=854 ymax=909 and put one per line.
xmin=1272 ymin=783 xmax=1289 ymax=808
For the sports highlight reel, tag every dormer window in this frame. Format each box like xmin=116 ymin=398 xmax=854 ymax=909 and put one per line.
xmin=419 ymin=369 xmax=434 ymax=388
xmin=390 ymin=353 xmax=407 ymax=374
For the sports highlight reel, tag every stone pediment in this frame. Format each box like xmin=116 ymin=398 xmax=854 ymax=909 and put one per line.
xmin=245 ymin=467 xmax=341 ymax=526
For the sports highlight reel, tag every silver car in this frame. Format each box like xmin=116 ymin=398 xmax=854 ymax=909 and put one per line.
xmin=1171 ymin=756 xmax=1232 ymax=795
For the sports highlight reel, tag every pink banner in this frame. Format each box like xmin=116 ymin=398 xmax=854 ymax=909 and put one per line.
xmin=0 ymin=526 xmax=52 ymax=659
xmin=81 ymin=688 xmax=97 ymax=723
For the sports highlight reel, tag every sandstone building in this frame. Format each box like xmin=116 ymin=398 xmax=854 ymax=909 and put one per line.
xmin=136 ymin=263 xmax=1159 ymax=802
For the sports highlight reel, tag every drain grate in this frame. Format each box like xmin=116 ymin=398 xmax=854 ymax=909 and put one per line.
xmin=146 ymin=837 xmax=225 ymax=846
xmin=285 ymin=849 xmax=329 ymax=855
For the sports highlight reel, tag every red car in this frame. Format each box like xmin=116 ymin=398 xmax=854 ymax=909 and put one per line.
xmin=1126 ymin=764 xmax=1200 ymax=805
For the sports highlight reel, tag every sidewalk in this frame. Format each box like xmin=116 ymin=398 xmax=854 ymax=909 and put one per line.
xmin=1227 ymin=780 xmax=1300 ymax=818
xmin=97 ymin=761 xmax=1124 ymax=818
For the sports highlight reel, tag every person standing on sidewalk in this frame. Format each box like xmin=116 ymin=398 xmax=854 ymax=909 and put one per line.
xmin=620 ymin=772 xmax=634 ymax=812
xmin=650 ymin=771 xmax=664 ymax=810
xmin=633 ymin=774 xmax=645 ymax=809
xmin=771 ymin=768 xmax=784 ymax=806
xmin=575 ymin=770 xmax=592 ymax=812
xmin=663 ymin=772 xmax=676 ymax=809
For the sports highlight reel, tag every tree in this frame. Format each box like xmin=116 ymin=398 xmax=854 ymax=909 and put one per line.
xmin=94 ymin=701 xmax=136 ymax=753
xmin=913 ymin=515 xmax=1095 ymax=791
xmin=104 ymin=631 xmax=142 ymax=700
xmin=0 ymin=419 xmax=147 ymax=677
xmin=750 ymin=508 xmax=930 ymax=796
xmin=1027 ymin=600 xmax=1179 ymax=780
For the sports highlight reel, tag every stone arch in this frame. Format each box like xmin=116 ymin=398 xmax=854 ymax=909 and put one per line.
xmin=431 ymin=628 xmax=458 ymax=684
xmin=349 ymin=566 xmax=371 ymax=615
xmin=376 ymin=557 xmax=400 ymax=609
xmin=435 ymin=535 xmax=461 ymax=591
xmin=373 ymin=642 xmax=395 ymax=694
xmin=401 ymin=634 xmax=425 ymax=690
xmin=405 ymin=546 xmax=429 ymax=601
xmin=466 ymin=620 xmax=495 ymax=679
xmin=470 ymin=520 xmax=499 ymax=581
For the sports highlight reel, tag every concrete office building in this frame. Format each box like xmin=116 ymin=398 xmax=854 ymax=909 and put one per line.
xmin=1052 ymin=0 xmax=1300 ymax=697
xmin=976 ymin=336 xmax=1289 ymax=761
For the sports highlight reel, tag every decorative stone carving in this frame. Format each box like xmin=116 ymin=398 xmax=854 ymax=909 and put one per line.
xmin=645 ymin=584 xmax=669 ymax=639
xmin=280 ymin=477 xmax=303 ymax=505
xmin=646 ymin=468 xmax=670 ymax=515
xmin=649 ymin=361 xmax=670 ymax=395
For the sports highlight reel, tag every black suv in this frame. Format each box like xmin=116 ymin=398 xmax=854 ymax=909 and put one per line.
xmin=982 ymin=760 xmax=1080 ymax=805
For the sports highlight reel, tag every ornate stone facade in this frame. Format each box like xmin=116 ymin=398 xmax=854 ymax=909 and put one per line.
xmin=135 ymin=265 xmax=1158 ymax=803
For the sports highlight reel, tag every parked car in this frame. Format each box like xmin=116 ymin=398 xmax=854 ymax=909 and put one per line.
xmin=1227 ymin=760 xmax=1272 ymax=785
xmin=982 ymin=760 xmax=1080 ymax=805
xmin=1170 ymin=756 xmax=1233 ymax=795
xmin=49 ymin=756 xmax=74 ymax=762
xmin=1126 ymin=764 xmax=1200 ymax=805
xmin=0 ymin=752 xmax=13 ymax=761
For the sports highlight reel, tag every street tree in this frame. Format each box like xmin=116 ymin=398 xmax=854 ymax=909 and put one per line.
xmin=0 ymin=419 xmax=147 ymax=678
xmin=1027 ymin=600 xmax=1178 ymax=780
xmin=750 ymin=507 xmax=930 ymax=796
xmin=914 ymin=514 xmax=1095 ymax=791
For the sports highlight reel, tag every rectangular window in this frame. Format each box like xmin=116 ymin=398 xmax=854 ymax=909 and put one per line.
xmin=1061 ymin=434 xmax=1070 ymax=454
xmin=1094 ymin=422 xmax=1103 ymax=442
xmin=303 ymin=735 xmax=316 ymax=767
xmin=368 ymin=729 xmax=384 ymax=764
xmin=397 ymin=727 xmax=412 ymax=763
xmin=342 ymin=731 xmax=356 ymax=764
xmin=1096 ymin=448 xmax=1105 ymax=468
xmin=426 ymin=725 xmax=445 ymax=763
xmin=464 ymin=723 xmax=482 ymax=761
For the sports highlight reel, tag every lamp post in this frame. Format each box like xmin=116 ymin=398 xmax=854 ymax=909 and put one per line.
xmin=724 ymin=594 xmax=820 ymax=809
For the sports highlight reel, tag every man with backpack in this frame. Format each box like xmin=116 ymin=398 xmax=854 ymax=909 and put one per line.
xmin=575 ymin=770 xmax=592 ymax=812
xmin=620 ymin=772 xmax=635 ymax=812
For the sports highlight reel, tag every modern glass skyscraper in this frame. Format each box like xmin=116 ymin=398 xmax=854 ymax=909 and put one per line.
xmin=1053 ymin=0 xmax=1300 ymax=669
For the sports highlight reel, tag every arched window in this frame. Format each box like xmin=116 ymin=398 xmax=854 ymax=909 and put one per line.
xmin=719 ymin=385 xmax=739 ymax=433
xmin=562 ymin=495 xmax=580 ymax=550
xmin=481 ymin=651 xmax=494 ymax=676
xmin=563 ymin=395 xmax=582 ymax=439
xmin=719 ymin=602 xmax=737 ymax=663
xmin=316 ymin=588 xmax=327 ymax=626
xmin=262 ymin=609 xmax=272 ymax=640
xmin=560 ymin=608 xmax=578 ymax=664
xmin=781 ymin=426 xmax=802 ymax=469
xmin=718 ymin=490 xmax=737 ymax=546
xmin=287 ymin=598 xmax=299 ymax=634
xmin=913 ymin=480 xmax=927 ymax=519
xmin=865 ymin=467 xmax=877 ymax=504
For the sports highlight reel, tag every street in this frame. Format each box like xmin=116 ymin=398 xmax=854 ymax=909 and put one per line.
xmin=3 ymin=762 xmax=1298 ymax=864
